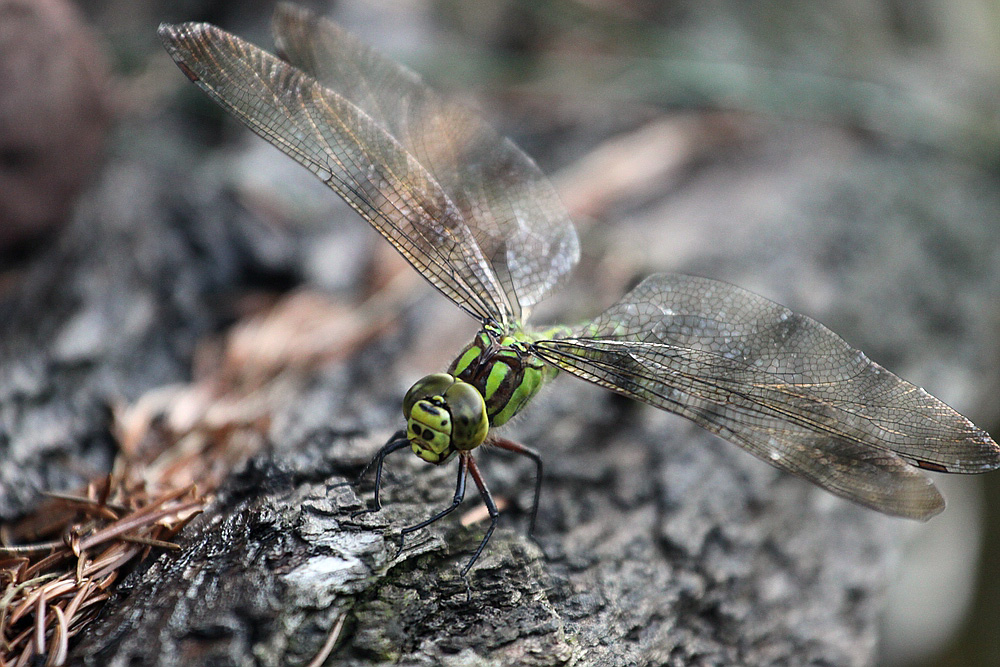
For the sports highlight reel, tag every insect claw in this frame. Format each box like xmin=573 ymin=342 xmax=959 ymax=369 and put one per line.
xmin=462 ymin=575 xmax=473 ymax=603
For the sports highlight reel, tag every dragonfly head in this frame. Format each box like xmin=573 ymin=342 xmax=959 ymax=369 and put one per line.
xmin=402 ymin=373 xmax=489 ymax=464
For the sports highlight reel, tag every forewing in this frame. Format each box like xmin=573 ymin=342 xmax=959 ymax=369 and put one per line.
xmin=158 ymin=21 xmax=508 ymax=324
xmin=534 ymin=273 xmax=1000 ymax=519
xmin=271 ymin=3 xmax=580 ymax=323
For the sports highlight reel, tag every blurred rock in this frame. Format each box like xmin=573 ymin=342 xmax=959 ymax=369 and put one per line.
xmin=0 ymin=0 xmax=111 ymax=257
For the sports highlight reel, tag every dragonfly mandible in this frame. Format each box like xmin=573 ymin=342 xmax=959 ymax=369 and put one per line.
xmin=159 ymin=3 xmax=1000 ymax=574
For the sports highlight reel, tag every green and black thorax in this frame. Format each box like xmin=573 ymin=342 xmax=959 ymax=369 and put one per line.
xmin=450 ymin=323 xmax=564 ymax=427
xmin=402 ymin=323 xmax=565 ymax=464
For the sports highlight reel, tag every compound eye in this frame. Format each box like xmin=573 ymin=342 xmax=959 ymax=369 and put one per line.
xmin=444 ymin=381 xmax=489 ymax=450
xmin=403 ymin=373 xmax=455 ymax=419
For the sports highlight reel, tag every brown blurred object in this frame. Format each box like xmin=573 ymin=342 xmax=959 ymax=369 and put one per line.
xmin=0 ymin=0 xmax=111 ymax=256
xmin=552 ymin=113 xmax=744 ymax=220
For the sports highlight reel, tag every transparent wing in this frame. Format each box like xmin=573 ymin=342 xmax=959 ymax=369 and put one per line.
xmin=271 ymin=4 xmax=578 ymax=324
xmin=159 ymin=21 xmax=503 ymax=324
xmin=534 ymin=274 xmax=1000 ymax=519
xmin=159 ymin=5 xmax=578 ymax=327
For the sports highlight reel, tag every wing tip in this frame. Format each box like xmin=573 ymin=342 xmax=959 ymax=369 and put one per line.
xmin=158 ymin=22 xmax=241 ymax=85
xmin=877 ymin=476 xmax=945 ymax=521
xmin=271 ymin=1 xmax=317 ymax=60
xmin=977 ymin=431 xmax=1000 ymax=471
xmin=157 ymin=21 xmax=228 ymax=51
xmin=948 ymin=428 xmax=1000 ymax=473
xmin=912 ymin=493 xmax=946 ymax=522
xmin=156 ymin=22 xmax=182 ymax=49
xmin=273 ymin=1 xmax=310 ymax=23
xmin=158 ymin=23 xmax=199 ymax=82
xmin=157 ymin=21 xmax=206 ymax=42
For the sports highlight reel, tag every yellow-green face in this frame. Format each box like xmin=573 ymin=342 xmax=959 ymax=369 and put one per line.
xmin=402 ymin=373 xmax=489 ymax=464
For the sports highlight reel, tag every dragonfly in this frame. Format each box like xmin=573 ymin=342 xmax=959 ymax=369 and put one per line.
xmin=159 ymin=3 xmax=1000 ymax=574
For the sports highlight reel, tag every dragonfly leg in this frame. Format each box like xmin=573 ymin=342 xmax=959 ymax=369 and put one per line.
xmin=397 ymin=454 xmax=469 ymax=557
xmin=490 ymin=437 xmax=543 ymax=534
xmin=351 ymin=430 xmax=408 ymax=518
xmin=462 ymin=455 xmax=499 ymax=576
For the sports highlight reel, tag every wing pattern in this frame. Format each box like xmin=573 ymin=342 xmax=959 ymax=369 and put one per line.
xmin=534 ymin=274 xmax=1000 ymax=518
xmin=272 ymin=4 xmax=579 ymax=324
xmin=159 ymin=6 xmax=578 ymax=327
xmin=160 ymin=8 xmax=1000 ymax=519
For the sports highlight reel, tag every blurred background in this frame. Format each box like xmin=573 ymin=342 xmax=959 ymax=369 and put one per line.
xmin=3 ymin=0 xmax=1000 ymax=664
